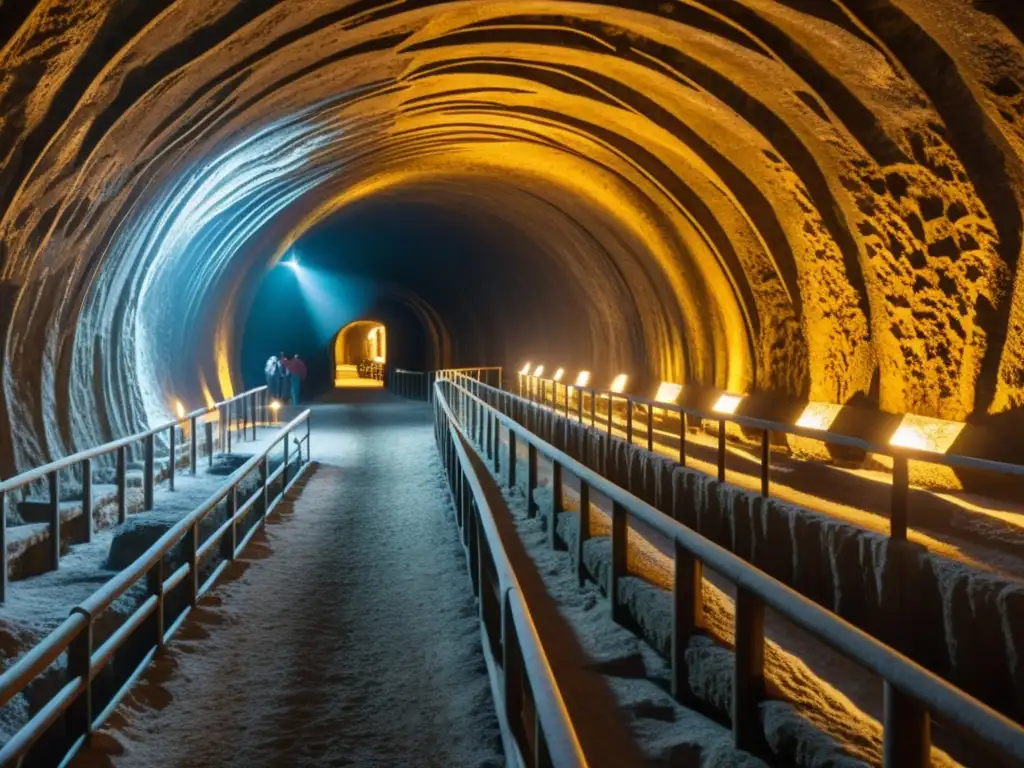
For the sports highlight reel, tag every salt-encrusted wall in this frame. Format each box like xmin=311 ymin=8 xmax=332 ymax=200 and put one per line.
xmin=2 ymin=1 xmax=1024 ymax=471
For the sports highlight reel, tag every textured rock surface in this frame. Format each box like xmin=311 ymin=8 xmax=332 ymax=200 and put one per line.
xmin=2 ymin=2 xmax=1024 ymax=471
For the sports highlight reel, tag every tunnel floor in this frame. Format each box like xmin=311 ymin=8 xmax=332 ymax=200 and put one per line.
xmin=74 ymin=392 xmax=504 ymax=768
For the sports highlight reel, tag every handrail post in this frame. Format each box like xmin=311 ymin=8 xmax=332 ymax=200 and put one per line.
xmin=626 ymin=396 xmax=634 ymax=445
xmin=260 ymin=456 xmax=270 ymax=516
xmin=891 ymin=455 xmax=909 ymax=540
xmin=144 ymin=433 xmax=155 ymax=511
xmin=117 ymin=445 xmax=127 ymax=524
xmin=82 ymin=458 xmax=93 ymax=544
xmin=251 ymin=393 xmax=257 ymax=440
xmin=679 ymin=411 xmax=687 ymax=467
xmin=610 ymin=501 xmax=627 ymax=623
xmin=186 ymin=520 xmax=199 ymax=607
xmin=168 ymin=426 xmax=176 ymax=492
xmin=606 ymin=395 xmax=613 ymax=437
xmin=49 ymin=471 xmax=60 ymax=571
xmin=66 ymin=610 xmax=93 ymax=746
xmin=527 ymin=443 xmax=538 ymax=517
xmin=647 ymin=405 xmax=654 ymax=452
xmin=883 ymin=681 xmax=930 ymax=767
xmin=283 ymin=434 xmax=290 ymax=488
xmin=227 ymin=401 xmax=233 ymax=453
xmin=733 ymin=588 xmax=765 ymax=753
xmin=760 ymin=429 xmax=771 ymax=498
xmin=222 ymin=485 xmax=238 ymax=561
xmin=148 ymin=557 xmax=165 ymax=649
xmin=717 ymin=420 xmax=727 ymax=482
xmin=577 ymin=482 xmax=590 ymax=587
xmin=550 ymin=460 xmax=563 ymax=549
xmin=508 ymin=432 xmax=517 ymax=488
xmin=502 ymin=593 xmax=526 ymax=751
xmin=493 ymin=415 xmax=501 ymax=473
xmin=0 ymin=490 xmax=6 ymax=603
xmin=206 ymin=420 xmax=214 ymax=468
xmin=190 ymin=416 xmax=198 ymax=476
xmin=672 ymin=542 xmax=703 ymax=700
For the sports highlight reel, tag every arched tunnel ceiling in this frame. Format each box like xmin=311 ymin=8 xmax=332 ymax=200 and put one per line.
xmin=2 ymin=0 xmax=1024 ymax=470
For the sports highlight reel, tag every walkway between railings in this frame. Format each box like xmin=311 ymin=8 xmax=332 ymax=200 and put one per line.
xmin=70 ymin=391 xmax=505 ymax=767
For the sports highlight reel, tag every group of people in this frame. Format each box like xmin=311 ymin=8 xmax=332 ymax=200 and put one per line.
xmin=265 ymin=352 xmax=307 ymax=405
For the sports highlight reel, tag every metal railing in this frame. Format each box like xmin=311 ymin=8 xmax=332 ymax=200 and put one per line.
xmin=440 ymin=372 xmax=1024 ymax=767
xmin=0 ymin=387 xmax=270 ymax=602
xmin=388 ymin=368 xmax=429 ymax=400
xmin=433 ymin=381 xmax=585 ymax=768
xmin=357 ymin=360 xmax=385 ymax=381
xmin=388 ymin=367 xmax=503 ymax=402
xmin=514 ymin=373 xmax=1024 ymax=544
xmin=0 ymin=409 xmax=312 ymax=767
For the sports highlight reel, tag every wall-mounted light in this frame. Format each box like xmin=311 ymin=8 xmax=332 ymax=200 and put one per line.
xmin=889 ymin=413 xmax=965 ymax=454
xmin=534 ymin=365 xmax=545 ymax=377
xmin=575 ymin=371 xmax=590 ymax=387
xmin=796 ymin=402 xmax=843 ymax=431
xmin=553 ymin=368 xmax=565 ymax=382
xmin=712 ymin=394 xmax=744 ymax=415
xmin=654 ymin=382 xmax=682 ymax=404
xmin=610 ymin=374 xmax=628 ymax=393
xmin=284 ymin=255 xmax=300 ymax=270
xmin=175 ymin=400 xmax=186 ymax=419
xmin=520 ymin=362 xmax=531 ymax=375
xmin=270 ymin=400 xmax=281 ymax=412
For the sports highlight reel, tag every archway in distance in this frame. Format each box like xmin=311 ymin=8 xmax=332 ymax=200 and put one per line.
xmin=333 ymin=320 xmax=386 ymax=388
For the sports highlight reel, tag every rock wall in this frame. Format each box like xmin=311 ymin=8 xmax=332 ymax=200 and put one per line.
xmin=3 ymin=1 xmax=1024 ymax=471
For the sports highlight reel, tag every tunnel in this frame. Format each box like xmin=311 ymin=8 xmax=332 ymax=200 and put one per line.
xmin=3 ymin=1 xmax=1024 ymax=477
xmin=4 ymin=3 xmax=1024 ymax=766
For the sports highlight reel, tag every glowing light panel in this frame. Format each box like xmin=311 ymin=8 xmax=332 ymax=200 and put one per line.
xmin=553 ymin=368 xmax=565 ymax=382
xmin=575 ymin=371 xmax=590 ymax=387
xmin=534 ymin=365 xmax=545 ymax=377
xmin=520 ymin=362 xmax=531 ymax=375
xmin=889 ymin=414 xmax=965 ymax=454
xmin=175 ymin=400 xmax=186 ymax=419
xmin=655 ymin=382 xmax=682 ymax=404
xmin=796 ymin=402 xmax=843 ymax=431
xmin=712 ymin=394 xmax=744 ymax=415
xmin=610 ymin=374 xmax=628 ymax=393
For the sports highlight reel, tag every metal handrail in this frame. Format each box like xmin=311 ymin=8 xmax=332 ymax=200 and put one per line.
xmin=506 ymin=372 xmax=1024 ymax=543
xmin=433 ymin=383 xmax=586 ymax=767
xmin=0 ymin=386 xmax=270 ymax=602
xmin=516 ymin=373 xmax=1024 ymax=478
xmin=0 ymin=386 xmax=267 ymax=494
xmin=0 ymin=409 xmax=312 ymax=766
xmin=441 ymin=373 xmax=1024 ymax=767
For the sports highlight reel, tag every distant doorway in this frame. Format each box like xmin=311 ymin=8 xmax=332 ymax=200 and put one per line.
xmin=333 ymin=321 xmax=386 ymax=388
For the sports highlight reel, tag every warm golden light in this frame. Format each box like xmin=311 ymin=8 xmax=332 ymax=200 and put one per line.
xmin=367 ymin=328 xmax=378 ymax=340
xmin=712 ymin=394 xmax=744 ymax=415
xmin=610 ymin=374 xmax=628 ymax=394
xmin=553 ymin=368 xmax=565 ymax=382
xmin=175 ymin=400 xmax=186 ymax=419
xmin=796 ymin=402 xmax=843 ymax=431
xmin=372 ymin=356 xmax=385 ymax=363
xmin=534 ymin=365 xmax=545 ymax=377
xmin=654 ymin=382 xmax=682 ymax=404
xmin=520 ymin=362 xmax=531 ymax=375
xmin=889 ymin=413 xmax=965 ymax=454
xmin=575 ymin=370 xmax=590 ymax=387
xmin=270 ymin=400 xmax=281 ymax=411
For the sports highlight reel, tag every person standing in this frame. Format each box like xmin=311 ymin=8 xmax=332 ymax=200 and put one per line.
xmin=264 ymin=353 xmax=282 ymax=398
xmin=284 ymin=354 xmax=307 ymax=405
xmin=276 ymin=350 xmax=289 ymax=400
